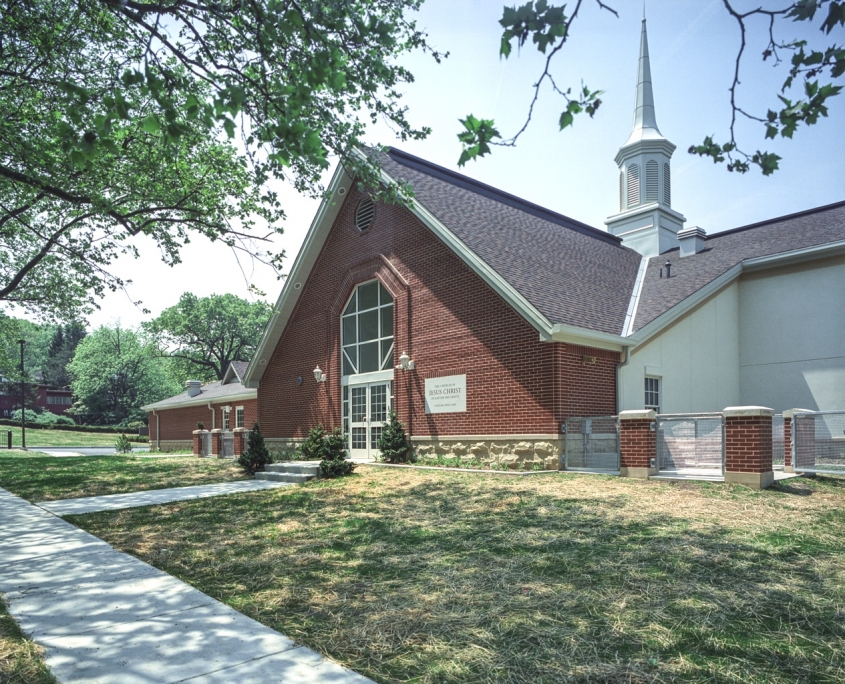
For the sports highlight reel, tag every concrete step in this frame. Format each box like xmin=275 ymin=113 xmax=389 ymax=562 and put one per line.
xmin=265 ymin=462 xmax=320 ymax=476
xmin=255 ymin=471 xmax=313 ymax=484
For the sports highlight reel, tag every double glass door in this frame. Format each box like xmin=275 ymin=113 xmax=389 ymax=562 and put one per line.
xmin=348 ymin=381 xmax=391 ymax=460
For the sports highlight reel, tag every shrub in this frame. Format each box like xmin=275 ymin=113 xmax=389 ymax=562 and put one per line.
xmin=54 ymin=415 xmax=76 ymax=426
xmin=238 ymin=423 xmax=273 ymax=474
xmin=319 ymin=427 xmax=355 ymax=479
xmin=115 ymin=433 xmax=133 ymax=453
xmin=35 ymin=410 xmax=61 ymax=425
xmin=298 ymin=424 xmax=326 ymax=461
xmin=197 ymin=422 xmax=205 ymax=430
xmin=10 ymin=409 xmax=39 ymax=423
xmin=377 ymin=410 xmax=412 ymax=463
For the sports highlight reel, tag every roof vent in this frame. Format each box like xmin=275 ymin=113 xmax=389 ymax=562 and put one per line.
xmin=677 ymin=226 xmax=707 ymax=257
xmin=185 ymin=380 xmax=202 ymax=397
xmin=355 ymin=199 xmax=375 ymax=232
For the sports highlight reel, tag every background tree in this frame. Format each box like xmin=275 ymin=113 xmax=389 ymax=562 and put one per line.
xmin=42 ymin=322 xmax=87 ymax=388
xmin=458 ymin=0 xmax=844 ymax=175
xmin=144 ymin=293 xmax=272 ymax=382
xmin=68 ymin=324 xmax=179 ymax=424
xmin=0 ymin=316 xmax=55 ymax=383
xmin=1 ymin=0 xmax=438 ymax=321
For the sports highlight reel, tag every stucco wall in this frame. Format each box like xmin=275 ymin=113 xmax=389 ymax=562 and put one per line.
xmin=619 ymin=282 xmax=740 ymax=413
xmin=738 ymin=255 xmax=845 ymax=412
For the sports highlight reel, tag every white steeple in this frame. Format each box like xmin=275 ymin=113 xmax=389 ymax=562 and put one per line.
xmin=606 ymin=17 xmax=686 ymax=257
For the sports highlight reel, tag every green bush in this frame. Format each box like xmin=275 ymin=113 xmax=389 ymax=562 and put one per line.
xmin=377 ymin=410 xmax=412 ymax=463
xmin=34 ymin=410 xmax=74 ymax=426
xmin=319 ymin=427 xmax=355 ymax=479
xmin=10 ymin=409 xmax=39 ymax=423
xmin=298 ymin=424 xmax=326 ymax=461
xmin=238 ymin=423 xmax=273 ymax=474
xmin=115 ymin=433 xmax=133 ymax=453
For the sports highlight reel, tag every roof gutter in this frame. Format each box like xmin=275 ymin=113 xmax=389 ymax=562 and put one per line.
xmin=141 ymin=389 xmax=257 ymax=413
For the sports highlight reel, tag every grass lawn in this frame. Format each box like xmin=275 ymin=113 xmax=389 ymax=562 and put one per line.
xmin=0 ymin=452 xmax=248 ymax=502
xmin=0 ymin=425 xmax=140 ymax=448
xmin=67 ymin=468 xmax=845 ymax=683
xmin=0 ymin=594 xmax=56 ymax=684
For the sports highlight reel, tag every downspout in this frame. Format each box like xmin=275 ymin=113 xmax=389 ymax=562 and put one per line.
xmin=616 ymin=346 xmax=630 ymax=415
xmin=208 ymin=402 xmax=215 ymax=430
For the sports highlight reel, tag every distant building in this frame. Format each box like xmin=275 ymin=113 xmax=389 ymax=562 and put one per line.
xmin=0 ymin=382 xmax=74 ymax=419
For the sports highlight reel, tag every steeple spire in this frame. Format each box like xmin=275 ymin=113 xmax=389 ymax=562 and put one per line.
xmin=624 ymin=18 xmax=663 ymax=146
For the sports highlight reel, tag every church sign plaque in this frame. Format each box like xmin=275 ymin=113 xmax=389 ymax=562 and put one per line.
xmin=424 ymin=375 xmax=467 ymax=414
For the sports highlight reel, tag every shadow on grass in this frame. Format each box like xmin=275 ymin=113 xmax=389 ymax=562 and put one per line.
xmin=72 ymin=471 xmax=845 ymax=684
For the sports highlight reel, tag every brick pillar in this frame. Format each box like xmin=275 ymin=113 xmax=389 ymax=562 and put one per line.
xmin=619 ymin=410 xmax=657 ymax=478
xmin=192 ymin=430 xmax=204 ymax=456
xmin=210 ymin=429 xmax=223 ymax=457
xmin=723 ymin=406 xmax=774 ymax=489
xmin=782 ymin=413 xmax=793 ymax=471
xmin=233 ymin=427 xmax=247 ymax=456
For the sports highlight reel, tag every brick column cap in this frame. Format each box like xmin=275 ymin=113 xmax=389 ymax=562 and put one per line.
xmin=192 ymin=429 xmax=209 ymax=435
xmin=619 ymin=409 xmax=656 ymax=420
xmin=782 ymin=408 xmax=814 ymax=419
xmin=233 ymin=427 xmax=248 ymax=433
xmin=723 ymin=406 xmax=774 ymax=417
xmin=210 ymin=428 xmax=223 ymax=434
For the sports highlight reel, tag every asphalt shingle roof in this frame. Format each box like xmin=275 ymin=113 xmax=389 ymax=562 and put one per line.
xmin=228 ymin=361 xmax=250 ymax=382
xmin=633 ymin=201 xmax=845 ymax=331
xmin=143 ymin=377 xmax=255 ymax=411
xmin=382 ymin=149 xmax=643 ymax=336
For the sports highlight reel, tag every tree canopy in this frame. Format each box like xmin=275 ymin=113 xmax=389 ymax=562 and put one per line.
xmin=68 ymin=324 xmax=179 ymax=424
xmin=458 ymin=0 xmax=844 ymax=175
xmin=143 ymin=293 xmax=272 ymax=382
xmin=1 ymin=0 xmax=437 ymax=321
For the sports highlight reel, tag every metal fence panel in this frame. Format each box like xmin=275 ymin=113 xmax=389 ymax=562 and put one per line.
xmin=793 ymin=411 xmax=845 ymax=474
xmin=657 ymin=414 xmax=724 ymax=472
xmin=201 ymin=432 xmax=211 ymax=457
xmin=564 ymin=417 xmax=619 ymax=471
xmin=772 ymin=414 xmax=784 ymax=468
xmin=221 ymin=433 xmax=234 ymax=458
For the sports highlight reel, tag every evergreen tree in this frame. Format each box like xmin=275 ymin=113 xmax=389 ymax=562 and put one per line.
xmin=43 ymin=322 xmax=87 ymax=388
xmin=298 ymin=424 xmax=326 ymax=462
xmin=377 ymin=410 xmax=412 ymax=463
xmin=319 ymin=427 xmax=356 ymax=479
xmin=115 ymin=433 xmax=133 ymax=453
xmin=238 ymin=423 xmax=272 ymax=474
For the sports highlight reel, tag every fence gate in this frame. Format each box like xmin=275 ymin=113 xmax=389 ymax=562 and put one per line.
xmin=772 ymin=414 xmax=785 ymax=468
xmin=564 ymin=417 xmax=620 ymax=472
xmin=221 ymin=433 xmax=234 ymax=458
xmin=793 ymin=410 xmax=845 ymax=475
xmin=200 ymin=432 xmax=211 ymax=457
xmin=656 ymin=413 xmax=724 ymax=473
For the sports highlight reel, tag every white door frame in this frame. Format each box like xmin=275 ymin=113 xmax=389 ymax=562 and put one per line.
xmin=347 ymin=380 xmax=392 ymax=460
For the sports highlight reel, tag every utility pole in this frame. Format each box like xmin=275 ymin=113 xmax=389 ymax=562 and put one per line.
xmin=18 ymin=339 xmax=26 ymax=451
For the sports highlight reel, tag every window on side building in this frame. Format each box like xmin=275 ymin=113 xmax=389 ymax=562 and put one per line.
xmin=236 ymin=406 xmax=244 ymax=429
xmin=644 ymin=377 xmax=660 ymax=412
xmin=223 ymin=407 xmax=231 ymax=431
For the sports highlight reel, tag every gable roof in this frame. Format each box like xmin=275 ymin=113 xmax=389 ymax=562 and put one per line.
xmin=632 ymin=200 xmax=845 ymax=333
xmin=223 ymin=361 xmax=250 ymax=385
xmin=380 ymin=150 xmax=643 ymax=336
xmin=142 ymin=363 xmax=255 ymax=412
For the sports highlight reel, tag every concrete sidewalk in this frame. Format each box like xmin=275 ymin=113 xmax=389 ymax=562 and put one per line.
xmin=38 ymin=479 xmax=291 ymax=515
xmin=0 ymin=488 xmax=372 ymax=683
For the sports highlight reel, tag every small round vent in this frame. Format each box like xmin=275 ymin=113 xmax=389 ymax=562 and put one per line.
xmin=355 ymin=199 xmax=375 ymax=232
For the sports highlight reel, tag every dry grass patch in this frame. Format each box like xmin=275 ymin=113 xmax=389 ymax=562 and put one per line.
xmin=0 ymin=452 xmax=248 ymax=502
xmin=70 ymin=469 xmax=845 ymax=683
xmin=0 ymin=595 xmax=56 ymax=684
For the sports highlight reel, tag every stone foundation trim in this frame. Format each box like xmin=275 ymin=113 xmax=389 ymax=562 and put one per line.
xmin=412 ymin=436 xmax=562 ymax=471
xmin=620 ymin=466 xmax=654 ymax=479
xmin=724 ymin=471 xmax=775 ymax=489
xmin=152 ymin=440 xmax=192 ymax=453
xmin=619 ymin=409 xmax=656 ymax=421
xmin=723 ymin=406 xmax=774 ymax=417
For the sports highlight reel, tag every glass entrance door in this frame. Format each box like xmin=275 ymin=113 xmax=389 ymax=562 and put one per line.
xmin=348 ymin=381 xmax=391 ymax=460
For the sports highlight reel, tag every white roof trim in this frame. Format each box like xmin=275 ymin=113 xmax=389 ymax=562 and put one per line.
xmin=626 ymin=238 xmax=845 ymax=346
xmin=621 ymin=256 xmax=649 ymax=336
xmin=142 ymin=389 xmax=257 ymax=412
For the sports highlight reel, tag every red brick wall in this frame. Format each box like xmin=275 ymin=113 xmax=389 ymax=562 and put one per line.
xmin=258 ymin=185 xmax=619 ymax=439
xmin=724 ymin=415 xmax=773 ymax=474
xmin=784 ymin=418 xmax=792 ymax=468
xmin=149 ymin=398 xmax=257 ymax=442
xmin=620 ymin=419 xmax=655 ymax=470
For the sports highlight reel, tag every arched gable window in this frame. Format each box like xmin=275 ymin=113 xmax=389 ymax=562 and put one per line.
xmin=627 ymin=163 xmax=640 ymax=207
xmin=663 ymin=163 xmax=671 ymax=206
xmin=645 ymin=160 xmax=658 ymax=202
xmin=341 ymin=280 xmax=394 ymax=376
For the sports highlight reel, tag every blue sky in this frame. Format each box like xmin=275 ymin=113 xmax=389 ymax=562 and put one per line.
xmin=88 ymin=0 xmax=845 ymax=328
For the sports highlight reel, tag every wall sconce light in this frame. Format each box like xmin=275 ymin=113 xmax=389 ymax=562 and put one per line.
xmin=396 ymin=352 xmax=415 ymax=371
xmin=313 ymin=366 xmax=327 ymax=383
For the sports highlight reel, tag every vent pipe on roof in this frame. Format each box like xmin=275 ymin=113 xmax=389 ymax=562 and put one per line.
xmin=185 ymin=380 xmax=202 ymax=397
xmin=677 ymin=226 xmax=707 ymax=257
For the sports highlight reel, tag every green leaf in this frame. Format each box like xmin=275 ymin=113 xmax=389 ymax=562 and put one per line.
xmin=141 ymin=115 xmax=161 ymax=134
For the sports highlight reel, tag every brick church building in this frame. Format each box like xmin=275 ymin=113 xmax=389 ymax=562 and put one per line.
xmin=151 ymin=19 xmax=845 ymax=466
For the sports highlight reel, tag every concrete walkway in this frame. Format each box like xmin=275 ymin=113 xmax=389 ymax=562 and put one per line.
xmin=38 ymin=480 xmax=291 ymax=516
xmin=0 ymin=487 xmax=372 ymax=683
